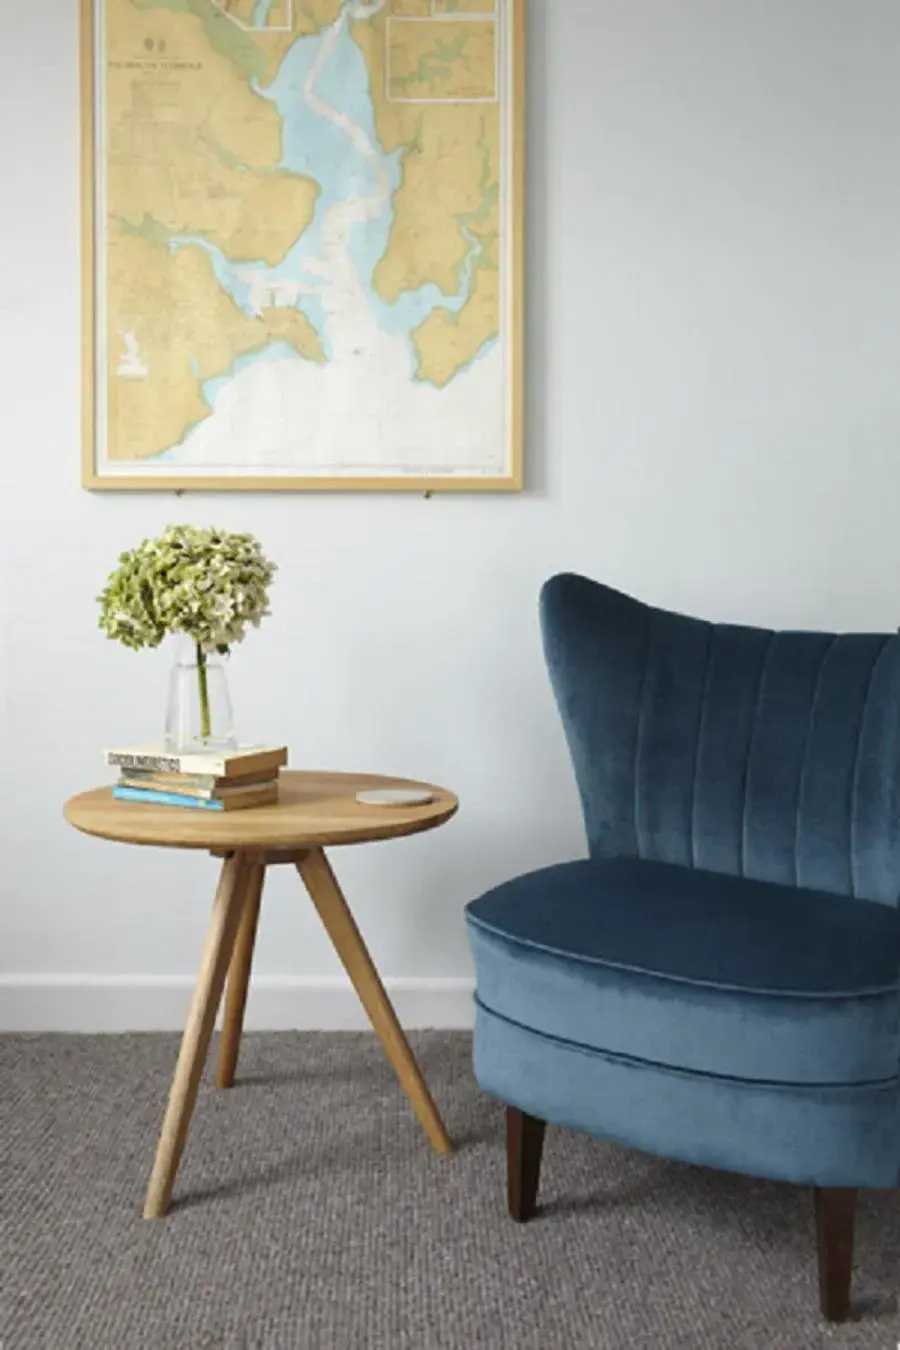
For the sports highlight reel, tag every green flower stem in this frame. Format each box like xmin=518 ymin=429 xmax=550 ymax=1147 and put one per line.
xmin=196 ymin=644 xmax=212 ymax=741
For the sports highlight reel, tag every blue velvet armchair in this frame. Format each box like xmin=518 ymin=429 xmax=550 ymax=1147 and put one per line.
xmin=465 ymin=573 xmax=900 ymax=1322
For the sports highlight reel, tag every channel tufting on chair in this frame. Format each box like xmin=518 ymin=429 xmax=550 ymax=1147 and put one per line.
xmin=465 ymin=572 xmax=900 ymax=1323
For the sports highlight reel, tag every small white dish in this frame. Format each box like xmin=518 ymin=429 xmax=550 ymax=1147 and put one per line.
xmin=356 ymin=788 xmax=434 ymax=808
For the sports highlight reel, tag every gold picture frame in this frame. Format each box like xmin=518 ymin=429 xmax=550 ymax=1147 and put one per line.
xmin=81 ymin=0 xmax=525 ymax=492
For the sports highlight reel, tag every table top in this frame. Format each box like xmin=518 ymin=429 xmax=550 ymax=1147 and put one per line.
xmin=64 ymin=770 xmax=458 ymax=852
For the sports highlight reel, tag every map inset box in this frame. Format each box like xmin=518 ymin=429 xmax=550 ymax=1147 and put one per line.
xmin=387 ymin=17 xmax=497 ymax=102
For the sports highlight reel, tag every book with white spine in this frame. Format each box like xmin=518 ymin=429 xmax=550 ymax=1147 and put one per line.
xmin=104 ymin=743 xmax=288 ymax=779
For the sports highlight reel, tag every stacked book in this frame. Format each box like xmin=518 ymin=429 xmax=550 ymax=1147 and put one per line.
xmin=104 ymin=744 xmax=288 ymax=811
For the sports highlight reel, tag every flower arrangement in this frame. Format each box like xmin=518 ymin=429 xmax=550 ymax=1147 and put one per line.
xmin=98 ymin=524 xmax=276 ymax=740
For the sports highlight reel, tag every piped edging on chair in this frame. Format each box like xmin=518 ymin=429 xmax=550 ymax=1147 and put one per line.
xmin=473 ymin=996 xmax=900 ymax=1093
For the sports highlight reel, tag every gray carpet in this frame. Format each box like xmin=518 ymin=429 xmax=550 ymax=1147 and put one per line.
xmin=2 ymin=1034 xmax=900 ymax=1350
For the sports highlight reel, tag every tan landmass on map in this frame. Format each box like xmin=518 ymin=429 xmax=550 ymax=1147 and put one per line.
xmin=109 ymin=3 xmax=319 ymax=266
xmin=412 ymin=264 xmax=498 ymax=386
xmin=352 ymin=6 xmax=501 ymax=382
xmin=267 ymin=0 xmax=292 ymax=25
xmin=390 ymin=0 xmax=432 ymax=14
xmin=257 ymin=303 xmax=326 ymax=360
xmin=435 ymin=0 xmax=498 ymax=13
xmin=108 ymin=227 xmax=324 ymax=461
xmin=295 ymin=0 xmax=343 ymax=37
xmin=219 ymin=0 xmax=257 ymax=23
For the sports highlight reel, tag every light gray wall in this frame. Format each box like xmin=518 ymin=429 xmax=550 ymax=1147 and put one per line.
xmin=3 ymin=1 xmax=900 ymax=1022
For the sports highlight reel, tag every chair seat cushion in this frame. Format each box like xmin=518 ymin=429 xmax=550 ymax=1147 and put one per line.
xmin=465 ymin=858 xmax=900 ymax=1085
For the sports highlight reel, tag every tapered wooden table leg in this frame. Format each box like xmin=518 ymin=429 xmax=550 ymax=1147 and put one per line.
xmin=216 ymin=861 xmax=266 ymax=1089
xmin=296 ymin=848 xmax=453 ymax=1156
xmin=144 ymin=852 xmax=251 ymax=1219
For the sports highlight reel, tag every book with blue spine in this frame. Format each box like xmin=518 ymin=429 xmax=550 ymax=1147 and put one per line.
xmin=113 ymin=786 xmax=227 ymax=810
xmin=112 ymin=782 xmax=279 ymax=811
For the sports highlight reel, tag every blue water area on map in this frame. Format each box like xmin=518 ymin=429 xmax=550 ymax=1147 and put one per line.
xmin=254 ymin=0 xmax=273 ymax=23
xmin=159 ymin=13 xmax=490 ymax=394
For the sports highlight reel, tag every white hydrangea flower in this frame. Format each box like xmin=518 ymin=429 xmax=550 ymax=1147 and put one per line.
xmin=98 ymin=524 xmax=277 ymax=654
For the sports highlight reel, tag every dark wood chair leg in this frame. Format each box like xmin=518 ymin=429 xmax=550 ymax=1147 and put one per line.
xmin=814 ymin=1187 xmax=856 ymax=1323
xmin=507 ymin=1106 xmax=546 ymax=1222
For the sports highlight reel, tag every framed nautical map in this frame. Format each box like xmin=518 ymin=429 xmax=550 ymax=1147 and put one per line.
xmin=80 ymin=0 xmax=524 ymax=491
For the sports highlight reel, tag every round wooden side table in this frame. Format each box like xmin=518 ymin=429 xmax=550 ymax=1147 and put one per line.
xmin=64 ymin=770 xmax=459 ymax=1219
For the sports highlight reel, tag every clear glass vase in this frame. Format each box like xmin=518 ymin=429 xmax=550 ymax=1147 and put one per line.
xmin=164 ymin=634 xmax=237 ymax=753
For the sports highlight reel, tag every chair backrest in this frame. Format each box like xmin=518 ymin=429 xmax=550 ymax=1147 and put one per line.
xmin=541 ymin=573 xmax=900 ymax=906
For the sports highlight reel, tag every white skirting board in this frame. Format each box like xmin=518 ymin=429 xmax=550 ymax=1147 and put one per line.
xmin=0 ymin=975 xmax=476 ymax=1033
